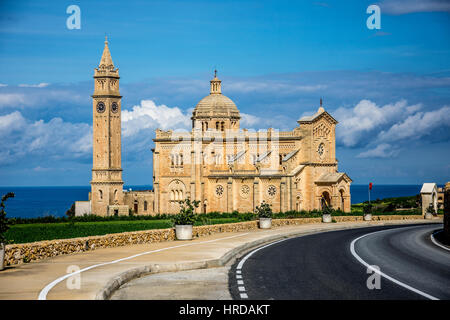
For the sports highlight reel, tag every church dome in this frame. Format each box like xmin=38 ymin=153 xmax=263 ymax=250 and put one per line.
xmin=192 ymin=71 xmax=240 ymax=120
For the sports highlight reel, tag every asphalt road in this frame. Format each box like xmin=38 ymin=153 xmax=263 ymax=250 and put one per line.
xmin=229 ymin=223 xmax=450 ymax=300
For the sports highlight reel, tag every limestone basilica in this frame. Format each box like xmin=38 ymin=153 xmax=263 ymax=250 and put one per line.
xmin=76 ymin=39 xmax=352 ymax=217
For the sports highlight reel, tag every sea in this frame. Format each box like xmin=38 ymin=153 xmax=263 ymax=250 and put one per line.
xmin=0 ymin=184 xmax=437 ymax=219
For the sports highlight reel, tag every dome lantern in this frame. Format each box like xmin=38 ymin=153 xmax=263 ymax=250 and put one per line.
xmin=210 ymin=69 xmax=221 ymax=94
xmin=191 ymin=70 xmax=240 ymax=131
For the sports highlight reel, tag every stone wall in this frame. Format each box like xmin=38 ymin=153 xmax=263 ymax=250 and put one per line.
xmin=3 ymin=214 xmax=424 ymax=266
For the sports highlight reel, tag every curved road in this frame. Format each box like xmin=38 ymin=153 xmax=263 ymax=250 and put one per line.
xmin=229 ymin=223 xmax=450 ymax=300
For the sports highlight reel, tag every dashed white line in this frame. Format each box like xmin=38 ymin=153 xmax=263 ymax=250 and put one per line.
xmin=235 ymin=238 xmax=289 ymax=299
xmin=350 ymin=228 xmax=439 ymax=301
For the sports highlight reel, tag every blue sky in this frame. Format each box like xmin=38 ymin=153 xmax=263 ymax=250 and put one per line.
xmin=0 ymin=0 xmax=449 ymax=186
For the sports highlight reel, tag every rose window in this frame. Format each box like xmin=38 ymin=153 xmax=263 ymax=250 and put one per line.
xmin=215 ymin=185 xmax=224 ymax=197
xmin=267 ymin=185 xmax=277 ymax=198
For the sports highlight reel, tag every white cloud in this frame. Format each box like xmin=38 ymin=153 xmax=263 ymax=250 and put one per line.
xmin=378 ymin=0 xmax=450 ymax=14
xmin=357 ymin=144 xmax=399 ymax=158
xmin=333 ymin=99 xmax=450 ymax=159
xmin=334 ymin=99 xmax=421 ymax=147
xmin=378 ymin=105 xmax=450 ymax=143
xmin=240 ymin=113 xmax=261 ymax=127
xmin=0 ymin=111 xmax=27 ymax=134
xmin=0 ymin=111 xmax=92 ymax=165
xmin=121 ymin=100 xmax=191 ymax=137
xmin=18 ymin=83 xmax=50 ymax=88
xmin=0 ymin=93 xmax=28 ymax=107
xmin=0 ymin=84 xmax=8 ymax=87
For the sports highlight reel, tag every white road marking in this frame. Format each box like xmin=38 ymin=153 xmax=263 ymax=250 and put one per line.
xmin=237 ymin=238 xmax=288 ymax=270
xmin=430 ymin=230 xmax=450 ymax=252
xmin=350 ymin=228 xmax=440 ymax=300
xmin=235 ymin=238 xmax=289 ymax=299
xmin=38 ymin=232 xmax=249 ymax=300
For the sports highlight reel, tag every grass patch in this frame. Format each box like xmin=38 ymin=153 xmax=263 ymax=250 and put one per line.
xmin=5 ymin=219 xmax=174 ymax=244
xmin=5 ymin=217 xmax=251 ymax=244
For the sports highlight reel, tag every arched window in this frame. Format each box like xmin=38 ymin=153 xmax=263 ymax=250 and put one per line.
xmin=221 ymin=122 xmax=225 ymax=131
xmin=205 ymin=122 xmax=208 ymax=130
xmin=114 ymin=189 xmax=118 ymax=202
xmin=170 ymin=190 xmax=175 ymax=201
xmin=180 ymin=154 xmax=183 ymax=165
xmin=144 ymin=201 xmax=148 ymax=211
xmin=216 ymin=122 xmax=219 ymax=130
xmin=99 ymin=189 xmax=103 ymax=200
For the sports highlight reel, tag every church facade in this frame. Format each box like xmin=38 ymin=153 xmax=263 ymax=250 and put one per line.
xmin=83 ymin=39 xmax=352 ymax=216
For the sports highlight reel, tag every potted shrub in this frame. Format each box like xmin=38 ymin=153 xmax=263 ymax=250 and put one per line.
xmin=0 ymin=192 xmax=14 ymax=271
xmin=172 ymin=198 xmax=200 ymax=240
xmin=363 ymin=203 xmax=373 ymax=221
xmin=425 ymin=203 xmax=435 ymax=220
xmin=322 ymin=203 xmax=332 ymax=223
xmin=255 ymin=201 xmax=272 ymax=229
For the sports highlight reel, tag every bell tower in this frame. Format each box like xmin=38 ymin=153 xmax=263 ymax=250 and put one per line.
xmin=90 ymin=37 xmax=126 ymax=216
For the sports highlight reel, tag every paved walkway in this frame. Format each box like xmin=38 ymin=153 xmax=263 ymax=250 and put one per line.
xmin=0 ymin=219 xmax=442 ymax=300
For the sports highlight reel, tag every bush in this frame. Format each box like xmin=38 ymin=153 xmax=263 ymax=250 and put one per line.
xmin=322 ymin=204 xmax=333 ymax=216
xmin=255 ymin=201 xmax=273 ymax=218
xmin=172 ymin=198 xmax=200 ymax=226
xmin=363 ymin=203 xmax=373 ymax=215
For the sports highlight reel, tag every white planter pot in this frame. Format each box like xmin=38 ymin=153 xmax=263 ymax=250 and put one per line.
xmin=259 ymin=218 xmax=272 ymax=229
xmin=363 ymin=214 xmax=372 ymax=221
xmin=175 ymin=225 xmax=193 ymax=240
xmin=322 ymin=214 xmax=332 ymax=223
xmin=0 ymin=243 xmax=5 ymax=271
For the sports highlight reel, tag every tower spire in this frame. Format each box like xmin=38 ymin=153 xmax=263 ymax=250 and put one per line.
xmin=98 ymin=36 xmax=114 ymax=69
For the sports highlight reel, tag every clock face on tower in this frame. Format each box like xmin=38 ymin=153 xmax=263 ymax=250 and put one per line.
xmin=96 ymin=101 xmax=105 ymax=113
xmin=111 ymin=102 xmax=119 ymax=113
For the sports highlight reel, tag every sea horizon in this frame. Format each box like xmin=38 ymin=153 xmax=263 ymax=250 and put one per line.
xmin=0 ymin=184 xmax=443 ymax=219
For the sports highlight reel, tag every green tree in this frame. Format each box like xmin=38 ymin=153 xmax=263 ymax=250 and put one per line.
xmin=65 ymin=203 xmax=75 ymax=219
xmin=0 ymin=192 xmax=15 ymax=244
